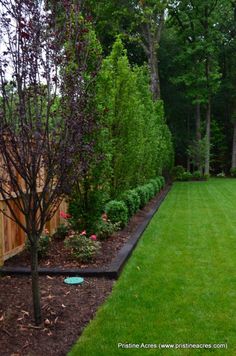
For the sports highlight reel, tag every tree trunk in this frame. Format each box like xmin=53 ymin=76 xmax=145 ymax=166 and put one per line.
xmin=196 ymin=102 xmax=201 ymax=142
xmin=205 ymin=100 xmax=211 ymax=175
xmin=195 ymin=102 xmax=203 ymax=173
xmin=148 ymin=43 xmax=160 ymax=101
xmin=30 ymin=240 xmax=42 ymax=325
xmin=232 ymin=121 xmax=236 ymax=169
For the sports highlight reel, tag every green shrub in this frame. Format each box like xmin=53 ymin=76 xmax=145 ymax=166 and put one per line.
xmin=149 ymin=179 xmax=159 ymax=195
xmin=120 ymin=190 xmax=141 ymax=218
xmin=172 ymin=165 xmax=185 ymax=180
xmin=192 ymin=171 xmax=202 ymax=180
xmin=26 ymin=231 xmax=51 ymax=258
xmin=159 ymin=176 xmax=165 ymax=188
xmin=105 ymin=200 xmax=128 ymax=227
xmin=95 ymin=218 xmax=119 ymax=240
xmin=145 ymin=183 xmax=155 ymax=200
xmin=64 ymin=234 xmax=100 ymax=263
xmin=181 ymin=171 xmax=192 ymax=181
xmin=155 ymin=177 xmax=162 ymax=191
xmin=135 ymin=186 xmax=149 ymax=208
xmin=53 ymin=224 xmax=69 ymax=241
xmin=230 ymin=168 xmax=236 ymax=177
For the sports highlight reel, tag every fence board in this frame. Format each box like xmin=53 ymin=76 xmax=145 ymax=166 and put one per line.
xmin=0 ymin=199 xmax=67 ymax=266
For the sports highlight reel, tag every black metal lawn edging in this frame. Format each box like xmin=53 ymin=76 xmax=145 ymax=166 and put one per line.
xmin=0 ymin=184 xmax=172 ymax=280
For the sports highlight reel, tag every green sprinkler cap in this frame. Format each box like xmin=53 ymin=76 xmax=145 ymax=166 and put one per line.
xmin=64 ymin=277 xmax=84 ymax=285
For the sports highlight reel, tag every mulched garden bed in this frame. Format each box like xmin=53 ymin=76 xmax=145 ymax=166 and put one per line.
xmin=0 ymin=187 xmax=170 ymax=356
xmin=0 ymin=275 xmax=114 ymax=356
xmin=5 ymin=190 xmax=167 ymax=270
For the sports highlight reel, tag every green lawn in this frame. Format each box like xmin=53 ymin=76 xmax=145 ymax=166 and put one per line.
xmin=69 ymin=179 xmax=236 ymax=355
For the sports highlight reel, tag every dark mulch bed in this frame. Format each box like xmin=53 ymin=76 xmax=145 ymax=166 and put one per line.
xmin=5 ymin=191 xmax=165 ymax=269
xmin=0 ymin=275 xmax=114 ymax=356
xmin=0 ymin=189 xmax=168 ymax=355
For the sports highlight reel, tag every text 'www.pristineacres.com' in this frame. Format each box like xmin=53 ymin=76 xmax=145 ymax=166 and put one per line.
xmin=117 ymin=343 xmax=228 ymax=350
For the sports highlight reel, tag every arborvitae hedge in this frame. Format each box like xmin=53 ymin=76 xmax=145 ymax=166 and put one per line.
xmin=69 ymin=37 xmax=173 ymax=231
xmin=96 ymin=37 xmax=173 ymax=197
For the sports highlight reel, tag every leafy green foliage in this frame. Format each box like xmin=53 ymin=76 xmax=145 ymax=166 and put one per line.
xmin=181 ymin=171 xmax=193 ymax=181
xmin=135 ymin=186 xmax=150 ymax=208
xmin=149 ymin=179 xmax=160 ymax=195
xmin=96 ymin=38 xmax=173 ymax=197
xmin=94 ymin=218 xmax=119 ymax=240
xmin=172 ymin=165 xmax=185 ymax=180
xmin=64 ymin=234 xmax=101 ymax=263
xmin=53 ymin=224 xmax=69 ymax=241
xmin=144 ymin=183 xmax=156 ymax=200
xmin=230 ymin=168 xmax=236 ymax=177
xmin=120 ymin=190 xmax=141 ymax=218
xmin=26 ymin=232 xmax=51 ymax=258
xmin=192 ymin=171 xmax=202 ymax=180
xmin=105 ymin=200 xmax=129 ymax=227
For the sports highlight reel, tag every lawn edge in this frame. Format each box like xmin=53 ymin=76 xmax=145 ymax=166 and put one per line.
xmin=0 ymin=184 xmax=172 ymax=279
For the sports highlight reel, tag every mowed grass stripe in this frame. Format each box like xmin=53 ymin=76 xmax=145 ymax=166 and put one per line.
xmin=69 ymin=180 xmax=236 ymax=356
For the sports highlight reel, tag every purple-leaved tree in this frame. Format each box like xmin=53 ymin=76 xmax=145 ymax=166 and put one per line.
xmin=0 ymin=0 xmax=97 ymax=325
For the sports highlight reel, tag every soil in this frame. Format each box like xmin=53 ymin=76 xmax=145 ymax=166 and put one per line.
xmin=0 ymin=276 xmax=113 ymax=356
xmin=0 ymin=188 xmax=168 ymax=356
xmin=5 ymin=191 xmax=165 ymax=270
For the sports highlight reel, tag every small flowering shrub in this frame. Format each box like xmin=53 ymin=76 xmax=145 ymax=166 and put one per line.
xmin=26 ymin=229 xmax=51 ymax=258
xmin=64 ymin=231 xmax=101 ymax=263
xmin=105 ymin=200 xmax=128 ymax=227
xmin=120 ymin=190 xmax=141 ymax=218
xmin=95 ymin=215 xmax=120 ymax=240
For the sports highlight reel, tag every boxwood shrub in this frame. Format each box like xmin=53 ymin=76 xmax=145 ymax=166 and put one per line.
xmin=149 ymin=179 xmax=159 ymax=195
xmin=105 ymin=200 xmax=128 ymax=228
xmin=120 ymin=190 xmax=141 ymax=218
xmin=135 ymin=186 xmax=149 ymax=208
xmin=192 ymin=170 xmax=202 ymax=180
xmin=144 ymin=183 xmax=155 ymax=200
xmin=181 ymin=171 xmax=192 ymax=181
xmin=159 ymin=176 xmax=165 ymax=188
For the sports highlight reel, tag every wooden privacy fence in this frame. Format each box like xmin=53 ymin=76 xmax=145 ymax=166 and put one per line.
xmin=0 ymin=198 xmax=67 ymax=266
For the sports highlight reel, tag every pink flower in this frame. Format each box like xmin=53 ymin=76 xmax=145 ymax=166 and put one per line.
xmin=60 ymin=211 xmax=71 ymax=219
xmin=80 ymin=230 xmax=86 ymax=236
xmin=44 ymin=228 xmax=49 ymax=235
xmin=90 ymin=234 xmax=97 ymax=241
